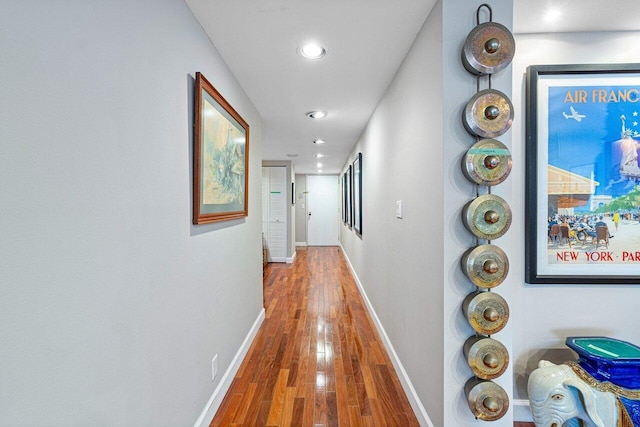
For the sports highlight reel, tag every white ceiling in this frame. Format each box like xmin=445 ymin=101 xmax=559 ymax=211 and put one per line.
xmin=514 ymin=0 xmax=640 ymax=34
xmin=185 ymin=0 xmax=640 ymax=174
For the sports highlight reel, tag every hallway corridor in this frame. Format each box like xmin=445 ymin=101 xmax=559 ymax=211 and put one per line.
xmin=210 ymin=247 xmax=419 ymax=426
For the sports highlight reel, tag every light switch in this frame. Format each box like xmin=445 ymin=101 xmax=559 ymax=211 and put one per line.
xmin=396 ymin=200 xmax=403 ymax=219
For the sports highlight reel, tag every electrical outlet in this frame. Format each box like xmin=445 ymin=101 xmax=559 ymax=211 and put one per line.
xmin=211 ymin=355 xmax=218 ymax=381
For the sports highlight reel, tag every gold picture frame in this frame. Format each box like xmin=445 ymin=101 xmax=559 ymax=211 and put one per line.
xmin=193 ymin=72 xmax=249 ymax=224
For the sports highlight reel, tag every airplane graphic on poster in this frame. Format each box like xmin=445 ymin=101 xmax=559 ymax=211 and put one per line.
xmin=562 ymin=106 xmax=586 ymax=122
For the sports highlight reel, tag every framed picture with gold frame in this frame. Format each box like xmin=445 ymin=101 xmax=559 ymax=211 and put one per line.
xmin=193 ymin=72 xmax=249 ymax=224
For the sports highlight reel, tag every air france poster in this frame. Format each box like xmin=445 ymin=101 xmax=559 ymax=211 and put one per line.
xmin=535 ymin=71 xmax=640 ymax=279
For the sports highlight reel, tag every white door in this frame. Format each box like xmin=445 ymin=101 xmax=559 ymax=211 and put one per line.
xmin=261 ymin=167 xmax=269 ymax=245
xmin=307 ymin=175 xmax=339 ymax=246
xmin=262 ymin=166 xmax=287 ymax=262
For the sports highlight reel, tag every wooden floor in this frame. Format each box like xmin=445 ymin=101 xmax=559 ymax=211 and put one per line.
xmin=210 ymin=246 xmax=419 ymax=426
xmin=210 ymin=246 xmax=534 ymax=426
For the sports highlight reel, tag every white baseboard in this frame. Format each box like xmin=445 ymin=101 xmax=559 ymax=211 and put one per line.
xmin=295 ymin=241 xmax=307 ymax=247
xmin=268 ymin=257 xmax=285 ymax=263
xmin=338 ymin=245 xmax=434 ymax=427
xmin=193 ymin=309 xmax=265 ymax=427
xmin=513 ymin=399 xmax=533 ymax=422
xmin=286 ymin=251 xmax=297 ymax=264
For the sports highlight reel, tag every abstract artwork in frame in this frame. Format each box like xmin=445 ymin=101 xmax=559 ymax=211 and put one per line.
xmin=193 ymin=72 xmax=249 ymax=224
xmin=525 ymin=63 xmax=640 ymax=284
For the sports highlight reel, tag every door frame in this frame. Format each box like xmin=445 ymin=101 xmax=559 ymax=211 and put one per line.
xmin=306 ymin=174 xmax=340 ymax=247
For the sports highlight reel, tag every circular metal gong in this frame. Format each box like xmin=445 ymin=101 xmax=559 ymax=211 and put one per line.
xmin=461 ymin=244 xmax=509 ymax=288
xmin=464 ymin=336 xmax=509 ymax=380
xmin=463 ymin=291 xmax=509 ymax=334
xmin=464 ymin=378 xmax=509 ymax=421
xmin=463 ymin=139 xmax=512 ymax=186
xmin=463 ymin=194 xmax=512 ymax=240
xmin=462 ymin=22 xmax=515 ymax=75
xmin=462 ymin=89 xmax=514 ymax=138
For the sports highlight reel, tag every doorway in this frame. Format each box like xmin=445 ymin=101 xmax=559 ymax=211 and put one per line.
xmin=307 ymin=175 xmax=339 ymax=246
xmin=262 ymin=166 xmax=287 ymax=262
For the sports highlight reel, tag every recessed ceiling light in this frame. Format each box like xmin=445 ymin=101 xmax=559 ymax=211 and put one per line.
xmin=313 ymin=139 xmax=326 ymax=144
xmin=306 ymin=111 xmax=327 ymax=119
xmin=544 ymin=8 xmax=561 ymax=22
xmin=314 ymin=153 xmax=325 ymax=158
xmin=286 ymin=153 xmax=298 ymax=157
xmin=317 ymin=163 xmax=323 ymax=168
xmin=299 ymin=43 xmax=326 ymax=60
xmin=317 ymin=169 xmax=323 ymax=173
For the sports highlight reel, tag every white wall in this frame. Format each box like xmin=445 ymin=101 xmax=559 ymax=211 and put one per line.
xmin=511 ymin=31 xmax=640 ymax=402
xmin=0 ymin=1 xmax=263 ymax=425
xmin=340 ymin=1 xmax=515 ymax=425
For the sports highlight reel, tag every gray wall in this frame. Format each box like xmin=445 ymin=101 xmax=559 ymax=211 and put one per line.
xmin=295 ymin=174 xmax=308 ymax=244
xmin=442 ymin=1 xmax=514 ymax=424
xmin=340 ymin=0 xmax=514 ymax=425
xmin=339 ymin=2 xmax=445 ymax=425
xmin=6 ymin=1 xmax=636 ymax=426
xmin=511 ymin=31 xmax=640 ymax=401
xmin=343 ymin=15 xmax=640 ymax=425
xmin=0 ymin=1 xmax=263 ymax=425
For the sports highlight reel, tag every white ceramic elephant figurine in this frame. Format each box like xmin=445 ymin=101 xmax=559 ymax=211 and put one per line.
xmin=528 ymin=360 xmax=621 ymax=427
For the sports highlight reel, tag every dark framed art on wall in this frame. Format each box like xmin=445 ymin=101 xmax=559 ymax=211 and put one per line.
xmin=193 ymin=72 xmax=249 ymax=224
xmin=352 ymin=153 xmax=362 ymax=234
xmin=525 ymin=63 xmax=640 ymax=284
xmin=342 ymin=172 xmax=348 ymax=224
xmin=346 ymin=165 xmax=353 ymax=227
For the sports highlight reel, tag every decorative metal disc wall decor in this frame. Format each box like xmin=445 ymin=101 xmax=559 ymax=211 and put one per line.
xmin=463 ymin=291 xmax=509 ymax=335
xmin=464 ymin=336 xmax=510 ymax=380
xmin=465 ymin=378 xmax=510 ymax=421
xmin=461 ymin=244 xmax=509 ymax=288
xmin=462 ymin=13 xmax=515 ymax=75
xmin=463 ymin=89 xmax=514 ymax=138
xmin=463 ymin=139 xmax=512 ymax=186
xmin=459 ymin=4 xmax=514 ymax=422
xmin=462 ymin=194 xmax=512 ymax=241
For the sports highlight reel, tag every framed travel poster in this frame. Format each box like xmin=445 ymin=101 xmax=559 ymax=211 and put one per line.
xmin=193 ymin=72 xmax=249 ymax=224
xmin=525 ymin=63 xmax=640 ymax=284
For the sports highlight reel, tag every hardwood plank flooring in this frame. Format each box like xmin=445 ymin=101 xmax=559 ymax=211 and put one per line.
xmin=210 ymin=247 xmax=419 ymax=426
